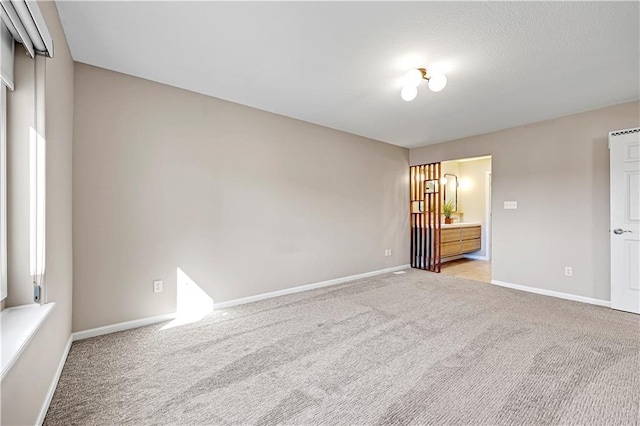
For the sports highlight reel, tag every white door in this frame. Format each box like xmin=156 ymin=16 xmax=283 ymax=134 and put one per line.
xmin=610 ymin=128 xmax=640 ymax=314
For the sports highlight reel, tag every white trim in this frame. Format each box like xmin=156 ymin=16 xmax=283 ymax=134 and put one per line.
xmin=485 ymin=169 xmax=492 ymax=261
xmin=491 ymin=280 xmax=610 ymax=307
xmin=72 ymin=313 xmax=177 ymax=341
xmin=464 ymin=254 xmax=490 ymax=261
xmin=72 ymin=264 xmax=411 ymax=341
xmin=211 ymin=264 xmax=411 ymax=310
xmin=36 ymin=335 xmax=72 ymax=426
xmin=1 ymin=302 xmax=55 ymax=381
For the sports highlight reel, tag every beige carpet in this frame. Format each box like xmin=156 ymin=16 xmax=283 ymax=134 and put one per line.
xmin=45 ymin=269 xmax=639 ymax=425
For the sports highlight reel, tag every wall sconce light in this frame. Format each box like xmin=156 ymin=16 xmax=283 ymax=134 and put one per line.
xmin=401 ymin=68 xmax=447 ymax=101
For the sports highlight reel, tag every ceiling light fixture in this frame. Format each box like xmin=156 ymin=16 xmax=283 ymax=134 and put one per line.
xmin=400 ymin=84 xmax=418 ymax=102
xmin=401 ymin=68 xmax=447 ymax=101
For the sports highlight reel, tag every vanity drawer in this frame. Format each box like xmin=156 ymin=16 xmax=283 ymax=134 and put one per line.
xmin=461 ymin=238 xmax=481 ymax=253
xmin=441 ymin=228 xmax=462 ymax=243
xmin=461 ymin=226 xmax=481 ymax=240
xmin=441 ymin=241 xmax=462 ymax=257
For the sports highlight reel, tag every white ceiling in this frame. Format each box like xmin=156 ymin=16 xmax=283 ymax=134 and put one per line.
xmin=56 ymin=1 xmax=639 ymax=148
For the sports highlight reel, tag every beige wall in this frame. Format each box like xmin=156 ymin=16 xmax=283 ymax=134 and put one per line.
xmin=1 ymin=1 xmax=74 ymax=424
xmin=72 ymin=63 xmax=410 ymax=332
xmin=411 ymin=101 xmax=640 ymax=301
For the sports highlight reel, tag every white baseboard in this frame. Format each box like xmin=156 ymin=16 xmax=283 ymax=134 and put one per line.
xmin=211 ymin=264 xmax=411 ymax=310
xmin=36 ymin=335 xmax=72 ymax=426
xmin=464 ymin=254 xmax=490 ymax=261
xmin=72 ymin=313 xmax=177 ymax=341
xmin=72 ymin=264 xmax=411 ymax=341
xmin=491 ymin=279 xmax=611 ymax=307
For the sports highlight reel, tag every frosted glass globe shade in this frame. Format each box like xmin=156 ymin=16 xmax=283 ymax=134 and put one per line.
xmin=428 ymin=74 xmax=447 ymax=92
xmin=404 ymin=69 xmax=423 ymax=87
xmin=401 ymin=85 xmax=418 ymax=101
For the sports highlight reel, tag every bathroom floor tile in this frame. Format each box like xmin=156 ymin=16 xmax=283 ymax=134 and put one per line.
xmin=440 ymin=259 xmax=491 ymax=283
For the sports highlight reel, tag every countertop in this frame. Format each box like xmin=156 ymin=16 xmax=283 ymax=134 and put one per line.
xmin=441 ymin=222 xmax=481 ymax=228
xmin=413 ymin=222 xmax=481 ymax=229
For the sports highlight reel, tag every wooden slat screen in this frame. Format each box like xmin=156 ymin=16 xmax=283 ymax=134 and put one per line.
xmin=410 ymin=162 xmax=442 ymax=272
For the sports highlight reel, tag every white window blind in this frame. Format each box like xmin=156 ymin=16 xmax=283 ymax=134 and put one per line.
xmin=1 ymin=1 xmax=53 ymax=59
xmin=1 ymin=0 xmax=53 ymax=94
xmin=1 ymin=83 xmax=6 ymax=302
xmin=0 ymin=9 xmax=9 ymax=300
xmin=0 ymin=16 xmax=13 ymax=90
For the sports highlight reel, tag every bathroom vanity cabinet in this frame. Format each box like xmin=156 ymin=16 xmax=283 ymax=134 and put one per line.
xmin=440 ymin=223 xmax=482 ymax=258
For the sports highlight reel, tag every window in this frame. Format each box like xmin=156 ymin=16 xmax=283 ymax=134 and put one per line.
xmin=1 ymin=9 xmax=13 ymax=303
xmin=30 ymin=66 xmax=46 ymax=299
xmin=1 ymin=83 xmax=6 ymax=301
xmin=1 ymin=1 xmax=53 ymax=303
xmin=0 ymin=0 xmax=56 ymax=382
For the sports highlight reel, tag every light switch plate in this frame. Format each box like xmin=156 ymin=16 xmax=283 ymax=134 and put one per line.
xmin=504 ymin=201 xmax=518 ymax=209
xmin=153 ymin=280 xmax=163 ymax=293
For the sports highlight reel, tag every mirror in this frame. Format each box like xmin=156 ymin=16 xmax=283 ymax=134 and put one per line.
xmin=424 ymin=179 xmax=438 ymax=194
xmin=443 ymin=173 xmax=458 ymax=212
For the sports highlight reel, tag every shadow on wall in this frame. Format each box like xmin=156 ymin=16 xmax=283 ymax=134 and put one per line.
xmin=161 ymin=267 xmax=214 ymax=330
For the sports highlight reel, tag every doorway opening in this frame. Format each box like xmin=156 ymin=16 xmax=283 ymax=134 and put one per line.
xmin=438 ymin=155 xmax=492 ymax=283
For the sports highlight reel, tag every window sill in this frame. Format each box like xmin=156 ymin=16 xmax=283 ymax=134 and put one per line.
xmin=1 ymin=302 xmax=55 ymax=382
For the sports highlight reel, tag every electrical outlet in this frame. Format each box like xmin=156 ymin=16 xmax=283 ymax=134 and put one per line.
xmin=153 ymin=280 xmax=163 ymax=293
xmin=564 ymin=267 xmax=573 ymax=277
xmin=384 ymin=249 xmax=392 ymax=257
xmin=504 ymin=201 xmax=518 ymax=210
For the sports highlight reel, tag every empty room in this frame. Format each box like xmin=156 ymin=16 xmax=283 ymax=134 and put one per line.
xmin=1 ymin=1 xmax=639 ymax=425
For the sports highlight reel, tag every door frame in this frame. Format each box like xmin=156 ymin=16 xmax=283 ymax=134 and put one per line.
xmin=485 ymin=170 xmax=492 ymax=261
